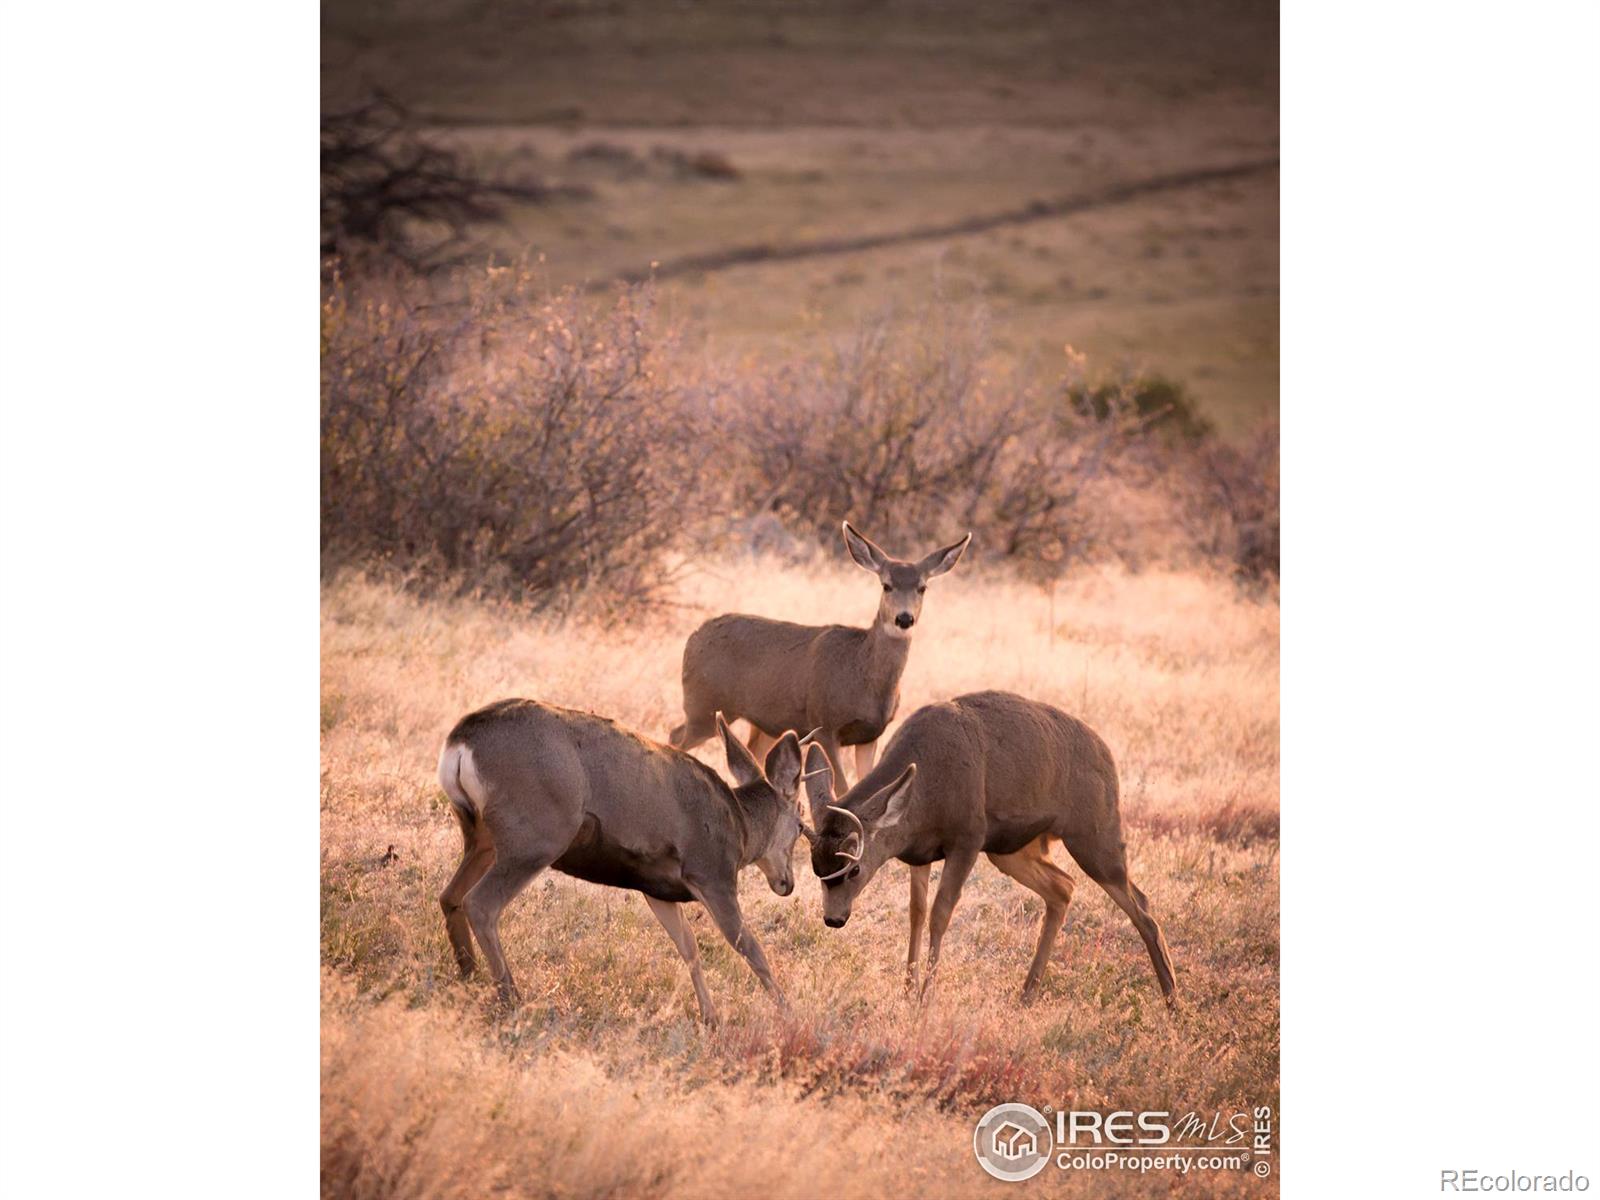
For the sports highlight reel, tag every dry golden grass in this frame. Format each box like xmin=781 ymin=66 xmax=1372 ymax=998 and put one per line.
xmin=321 ymin=554 xmax=1278 ymax=1197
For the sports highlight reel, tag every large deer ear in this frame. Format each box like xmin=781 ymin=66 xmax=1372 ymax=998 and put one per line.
xmin=717 ymin=713 xmax=763 ymax=788
xmin=802 ymin=743 xmax=837 ymax=824
xmin=763 ymin=731 xmax=804 ymax=797
xmin=842 ymin=521 xmax=888 ymax=575
xmin=917 ymin=533 xmax=971 ymax=579
xmin=858 ymin=763 xmax=917 ymax=829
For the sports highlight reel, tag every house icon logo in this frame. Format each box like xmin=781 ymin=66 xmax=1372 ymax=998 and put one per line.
xmin=992 ymin=1121 xmax=1038 ymax=1160
xmin=973 ymin=1102 xmax=1052 ymax=1181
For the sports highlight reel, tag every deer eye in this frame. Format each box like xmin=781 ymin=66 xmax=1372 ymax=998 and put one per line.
xmin=882 ymin=582 xmax=892 ymax=592
xmin=849 ymin=865 xmax=861 ymax=879
xmin=916 ymin=585 xmax=927 ymax=594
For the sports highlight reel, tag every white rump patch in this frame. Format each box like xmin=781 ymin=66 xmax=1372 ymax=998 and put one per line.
xmin=437 ymin=741 xmax=489 ymax=815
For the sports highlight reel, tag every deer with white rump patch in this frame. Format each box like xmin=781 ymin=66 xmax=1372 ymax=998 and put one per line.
xmin=670 ymin=521 xmax=970 ymax=786
xmin=438 ymin=699 xmax=816 ymax=1023
xmin=799 ymin=690 xmax=1178 ymax=1006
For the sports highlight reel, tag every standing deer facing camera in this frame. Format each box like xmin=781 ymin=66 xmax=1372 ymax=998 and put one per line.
xmin=437 ymin=700 xmax=811 ymax=1023
xmin=800 ymin=691 xmax=1178 ymax=1006
xmin=670 ymin=521 xmax=970 ymax=786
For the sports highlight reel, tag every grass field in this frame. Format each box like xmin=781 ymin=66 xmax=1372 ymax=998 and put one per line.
xmin=320 ymin=553 xmax=1279 ymax=1197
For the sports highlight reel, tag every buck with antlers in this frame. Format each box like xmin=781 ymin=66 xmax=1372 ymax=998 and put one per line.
xmin=670 ymin=521 xmax=970 ymax=786
xmin=437 ymin=700 xmax=815 ymax=1023
xmin=799 ymin=690 xmax=1178 ymax=1006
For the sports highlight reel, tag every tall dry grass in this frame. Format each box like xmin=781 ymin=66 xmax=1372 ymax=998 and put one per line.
xmin=321 ymin=553 xmax=1278 ymax=1198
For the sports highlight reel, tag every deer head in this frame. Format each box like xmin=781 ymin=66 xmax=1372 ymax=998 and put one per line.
xmin=799 ymin=743 xmax=917 ymax=926
xmin=842 ymin=521 xmax=971 ymax=638
xmin=716 ymin=714 xmax=810 ymax=896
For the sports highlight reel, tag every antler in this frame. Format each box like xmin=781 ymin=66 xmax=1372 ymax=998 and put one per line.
xmin=800 ymin=747 xmax=835 ymax=785
xmin=816 ymin=804 xmax=864 ymax=881
xmin=796 ymin=747 xmax=864 ymax=875
xmin=796 ymin=744 xmax=831 ymax=845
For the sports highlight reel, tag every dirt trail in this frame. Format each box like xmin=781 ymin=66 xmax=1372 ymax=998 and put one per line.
xmin=599 ymin=157 xmax=1279 ymax=287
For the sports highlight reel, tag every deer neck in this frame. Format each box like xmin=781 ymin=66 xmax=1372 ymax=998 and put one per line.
xmin=730 ymin=786 xmax=773 ymax=869
xmin=862 ymin=613 xmax=912 ymax=687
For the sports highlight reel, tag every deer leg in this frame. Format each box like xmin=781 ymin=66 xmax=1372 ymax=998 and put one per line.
xmin=921 ymin=848 xmax=979 ymax=998
xmin=1098 ymin=875 xmax=1179 ymax=1008
xmin=987 ymin=836 xmax=1077 ymax=1000
xmin=1061 ymin=834 xmax=1178 ymax=1007
xmin=440 ymin=836 xmax=496 ymax=979
xmin=463 ymin=852 xmax=556 ymax=1007
xmin=854 ymin=740 xmax=878 ymax=780
xmin=669 ymin=710 xmax=717 ymax=750
xmin=644 ymin=896 xmax=718 ymax=1025
xmin=690 ymin=882 xmax=788 ymax=1011
xmin=906 ymin=863 xmax=931 ymax=993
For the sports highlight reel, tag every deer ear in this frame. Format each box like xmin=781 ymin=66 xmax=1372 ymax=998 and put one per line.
xmin=842 ymin=521 xmax=888 ymax=575
xmin=763 ymin=731 xmax=804 ymax=797
xmin=860 ymin=763 xmax=917 ymax=829
xmin=802 ymin=743 xmax=836 ymax=824
xmin=917 ymin=533 xmax=971 ymax=579
xmin=717 ymin=713 xmax=764 ymax=788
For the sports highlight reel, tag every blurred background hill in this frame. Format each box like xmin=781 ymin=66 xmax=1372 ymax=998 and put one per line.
xmin=323 ymin=0 xmax=1277 ymax=435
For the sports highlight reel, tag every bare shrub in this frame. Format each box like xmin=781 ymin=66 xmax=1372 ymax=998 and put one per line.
xmin=320 ymin=266 xmax=692 ymax=609
xmin=651 ymin=144 xmax=741 ymax=180
xmin=1067 ymin=373 xmax=1214 ymax=446
xmin=321 ymin=94 xmax=580 ymax=272
xmin=1169 ymin=422 xmax=1281 ymax=584
xmin=322 ymin=265 xmax=1276 ymax=606
xmin=708 ymin=305 xmax=1173 ymax=579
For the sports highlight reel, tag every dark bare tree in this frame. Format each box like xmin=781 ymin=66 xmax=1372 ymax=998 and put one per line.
xmin=321 ymin=93 xmax=578 ymax=271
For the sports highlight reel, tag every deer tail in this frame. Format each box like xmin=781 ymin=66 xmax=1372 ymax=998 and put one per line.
xmin=437 ymin=740 xmax=483 ymax=838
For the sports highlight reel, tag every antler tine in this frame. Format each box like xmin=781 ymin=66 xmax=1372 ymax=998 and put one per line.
xmin=797 ymin=727 xmax=824 ymax=747
xmin=801 ymin=747 xmax=838 ymax=788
